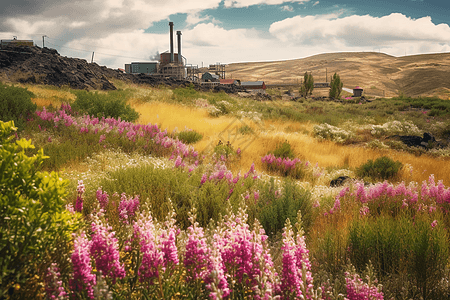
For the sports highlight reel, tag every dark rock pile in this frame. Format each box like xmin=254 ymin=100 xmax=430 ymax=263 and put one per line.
xmin=391 ymin=132 xmax=445 ymax=149
xmin=212 ymin=84 xmax=246 ymax=94
xmin=0 ymin=45 xmax=198 ymax=90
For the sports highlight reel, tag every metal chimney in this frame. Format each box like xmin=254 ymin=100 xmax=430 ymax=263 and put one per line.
xmin=169 ymin=22 xmax=174 ymax=63
xmin=177 ymin=31 xmax=182 ymax=64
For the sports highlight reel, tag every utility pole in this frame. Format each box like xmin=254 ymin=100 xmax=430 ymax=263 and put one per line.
xmin=326 ymin=68 xmax=327 ymax=83
xmin=42 ymin=35 xmax=47 ymax=48
xmin=91 ymin=52 xmax=94 ymax=63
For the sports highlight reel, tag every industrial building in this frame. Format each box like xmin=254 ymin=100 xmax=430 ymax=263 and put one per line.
xmin=1 ymin=38 xmax=34 ymax=49
xmin=124 ymin=22 xmax=201 ymax=81
xmin=241 ymin=81 xmax=266 ymax=93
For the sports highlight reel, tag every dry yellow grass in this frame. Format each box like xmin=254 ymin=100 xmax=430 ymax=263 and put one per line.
xmin=25 ymin=84 xmax=76 ymax=107
xmin=133 ymin=101 xmax=450 ymax=185
xmin=23 ymin=83 xmax=449 ymax=186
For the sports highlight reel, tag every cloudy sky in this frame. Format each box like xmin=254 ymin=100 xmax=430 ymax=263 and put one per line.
xmin=1 ymin=0 xmax=449 ymax=69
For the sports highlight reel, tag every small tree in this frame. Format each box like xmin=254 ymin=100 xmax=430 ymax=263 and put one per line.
xmin=300 ymin=72 xmax=314 ymax=98
xmin=329 ymin=73 xmax=343 ymax=99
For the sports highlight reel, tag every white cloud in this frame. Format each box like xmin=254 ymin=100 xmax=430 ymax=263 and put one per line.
xmin=186 ymin=13 xmax=214 ymax=25
xmin=281 ymin=5 xmax=294 ymax=12
xmin=313 ymin=1 xmax=319 ymax=6
xmin=223 ymin=0 xmax=309 ymax=8
xmin=269 ymin=13 xmax=450 ymax=47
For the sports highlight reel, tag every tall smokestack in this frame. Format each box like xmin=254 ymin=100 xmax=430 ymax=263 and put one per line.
xmin=177 ymin=31 xmax=182 ymax=64
xmin=169 ymin=22 xmax=174 ymax=63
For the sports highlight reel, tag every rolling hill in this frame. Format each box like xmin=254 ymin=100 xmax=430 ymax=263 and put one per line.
xmin=225 ymin=52 xmax=450 ymax=98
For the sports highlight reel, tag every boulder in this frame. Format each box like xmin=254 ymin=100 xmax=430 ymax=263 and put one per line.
xmin=330 ymin=176 xmax=351 ymax=187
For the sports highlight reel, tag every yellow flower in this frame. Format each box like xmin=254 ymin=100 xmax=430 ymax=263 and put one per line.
xmin=14 ymin=283 xmax=20 ymax=291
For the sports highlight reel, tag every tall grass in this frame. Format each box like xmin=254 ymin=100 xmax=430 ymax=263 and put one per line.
xmin=132 ymin=100 xmax=450 ymax=185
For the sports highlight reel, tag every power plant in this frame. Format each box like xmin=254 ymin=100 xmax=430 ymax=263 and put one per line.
xmin=125 ymin=22 xmax=202 ymax=81
xmin=125 ymin=22 xmax=226 ymax=84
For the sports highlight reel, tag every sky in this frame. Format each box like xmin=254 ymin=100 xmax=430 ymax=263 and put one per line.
xmin=1 ymin=0 xmax=449 ymax=69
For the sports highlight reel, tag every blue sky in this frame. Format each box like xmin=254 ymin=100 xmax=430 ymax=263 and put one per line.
xmin=1 ymin=0 xmax=449 ymax=68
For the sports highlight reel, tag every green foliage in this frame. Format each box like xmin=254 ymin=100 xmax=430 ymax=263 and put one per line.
xmin=0 ymin=120 xmax=80 ymax=297
xmin=238 ymin=125 xmax=254 ymax=135
xmin=72 ymin=90 xmax=139 ymax=122
xmin=329 ymin=73 xmax=343 ymax=99
xmin=176 ymin=129 xmax=203 ymax=144
xmin=214 ymin=140 xmax=235 ymax=158
xmin=172 ymin=84 xmax=200 ymax=103
xmin=349 ymin=214 xmax=448 ymax=300
xmin=300 ymin=72 xmax=314 ymax=97
xmin=270 ymin=140 xmax=295 ymax=159
xmin=95 ymin=164 xmax=258 ymax=230
xmin=257 ymin=178 xmax=312 ymax=236
xmin=356 ymin=156 xmax=403 ymax=181
xmin=0 ymin=82 xmax=37 ymax=130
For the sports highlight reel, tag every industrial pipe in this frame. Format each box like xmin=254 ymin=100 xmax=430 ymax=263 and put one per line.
xmin=177 ymin=31 xmax=182 ymax=64
xmin=169 ymin=22 xmax=174 ymax=63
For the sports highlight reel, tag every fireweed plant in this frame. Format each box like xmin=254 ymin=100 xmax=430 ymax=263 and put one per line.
xmin=31 ymin=104 xmax=199 ymax=170
xmin=8 ymin=101 xmax=450 ymax=299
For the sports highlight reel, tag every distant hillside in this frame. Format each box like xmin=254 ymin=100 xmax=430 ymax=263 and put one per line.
xmin=226 ymin=52 xmax=450 ymax=98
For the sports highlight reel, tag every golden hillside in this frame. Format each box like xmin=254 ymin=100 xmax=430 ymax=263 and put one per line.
xmin=226 ymin=52 xmax=450 ymax=98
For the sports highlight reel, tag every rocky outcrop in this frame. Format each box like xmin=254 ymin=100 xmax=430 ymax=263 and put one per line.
xmin=0 ymin=45 xmax=198 ymax=90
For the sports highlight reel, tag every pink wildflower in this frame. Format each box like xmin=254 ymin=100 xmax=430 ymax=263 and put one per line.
xmin=431 ymin=220 xmax=438 ymax=229
xmin=70 ymin=232 xmax=96 ymax=299
xmin=96 ymin=187 xmax=109 ymax=210
xmin=184 ymin=222 xmax=209 ymax=282
xmin=345 ymin=272 xmax=384 ymax=300
xmin=45 ymin=263 xmax=68 ymax=300
xmin=75 ymin=180 xmax=85 ymax=213
xmin=90 ymin=221 xmax=126 ymax=283
xmin=118 ymin=193 xmax=140 ymax=224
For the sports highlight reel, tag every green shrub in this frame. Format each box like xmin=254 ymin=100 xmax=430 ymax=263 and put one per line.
xmin=356 ymin=156 xmax=403 ymax=181
xmin=214 ymin=140 xmax=235 ymax=158
xmin=0 ymin=82 xmax=36 ymax=130
xmin=349 ymin=214 xmax=448 ymax=300
xmin=0 ymin=121 xmax=80 ymax=297
xmin=257 ymin=178 xmax=312 ymax=236
xmin=271 ymin=140 xmax=295 ymax=159
xmin=176 ymin=129 xmax=203 ymax=144
xmin=172 ymin=84 xmax=200 ymax=102
xmin=238 ymin=125 xmax=254 ymax=135
xmin=72 ymin=90 xmax=139 ymax=122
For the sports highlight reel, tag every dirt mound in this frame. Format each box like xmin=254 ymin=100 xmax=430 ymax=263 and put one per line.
xmin=0 ymin=45 xmax=197 ymax=90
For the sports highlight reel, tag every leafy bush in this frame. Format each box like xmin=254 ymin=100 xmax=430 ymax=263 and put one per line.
xmin=0 ymin=82 xmax=36 ymax=130
xmin=257 ymin=178 xmax=312 ymax=236
xmin=72 ymin=90 xmax=139 ymax=122
xmin=270 ymin=140 xmax=295 ymax=159
xmin=356 ymin=156 xmax=403 ymax=181
xmin=214 ymin=140 xmax=235 ymax=158
xmin=0 ymin=121 xmax=80 ymax=297
xmin=176 ymin=129 xmax=203 ymax=144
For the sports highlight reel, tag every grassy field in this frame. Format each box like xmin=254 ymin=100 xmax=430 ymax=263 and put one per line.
xmin=2 ymin=81 xmax=450 ymax=299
